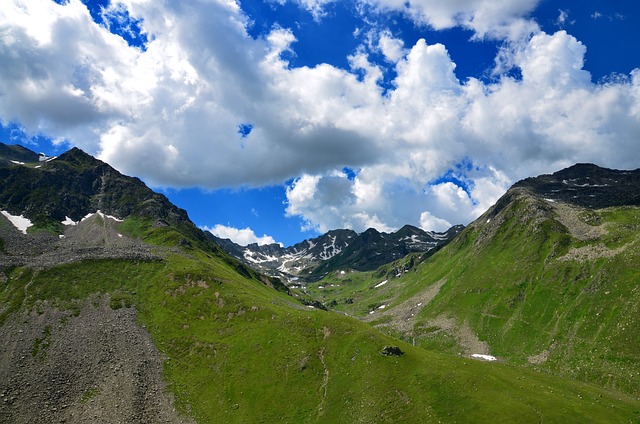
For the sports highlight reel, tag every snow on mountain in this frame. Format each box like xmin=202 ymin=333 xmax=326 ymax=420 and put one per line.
xmin=208 ymin=224 xmax=463 ymax=284
xmin=1 ymin=211 xmax=33 ymax=234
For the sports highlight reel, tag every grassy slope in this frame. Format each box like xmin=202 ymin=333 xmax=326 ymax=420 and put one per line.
xmin=311 ymin=193 xmax=640 ymax=399
xmin=1 ymin=218 xmax=639 ymax=422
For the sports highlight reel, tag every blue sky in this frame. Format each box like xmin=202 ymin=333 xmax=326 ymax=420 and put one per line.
xmin=1 ymin=0 xmax=639 ymax=247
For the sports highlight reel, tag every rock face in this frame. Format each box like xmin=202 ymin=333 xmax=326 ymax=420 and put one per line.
xmin=0 ymin=144 xmax=191 ymax=229
xmin=0 ymin=141 xmax=223 ymax=267
xmin=0 ymin=296 xmax=191 ymax=424
xmin=210 ymin=224 xmax=464 ymax=282
xmin=514 ymin=163 xmax=640 ymax=209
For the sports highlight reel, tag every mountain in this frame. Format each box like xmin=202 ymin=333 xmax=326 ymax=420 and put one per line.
xmin=0 ymin=146 xmax=190 ymax=228
xmin=0 ymin=142 xmax=41 ymax=164
xmin=209 ymin=224 xmax=464 ymax=282
xmin=1 ymin=144 xmax=639 ymax=423
xmin=308 ymin=163 xmax=640 ymax=398
xmin=514 ymin=163 xmax=640 ymax=208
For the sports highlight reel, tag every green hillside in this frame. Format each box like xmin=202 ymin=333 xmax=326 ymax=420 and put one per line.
xmin=311 ymin=187 xmax=640 ymax=400
xmin=1 ymin=215 xmax=639 ymax=423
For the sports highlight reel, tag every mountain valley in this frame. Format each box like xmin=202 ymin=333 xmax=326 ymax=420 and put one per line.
xmin=1 ymin=143 xmax=639 ymax=423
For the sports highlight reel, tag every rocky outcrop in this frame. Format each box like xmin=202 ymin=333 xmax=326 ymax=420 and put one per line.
xmin=514 ymin=163 xmax=640 ymax=209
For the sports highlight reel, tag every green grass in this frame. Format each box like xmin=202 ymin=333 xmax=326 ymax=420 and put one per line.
xmin=1 ymin=214 xmax=639 ymax=422
xmin=310 ymin=196 xmax=640 ymax=399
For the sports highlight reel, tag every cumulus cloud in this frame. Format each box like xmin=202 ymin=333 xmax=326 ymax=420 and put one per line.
xmin=359 ymin=0 xmax=541 ymax=40
xmin=1 ymin=0 xmax=640 ymax=235
xmin=205 ymin=224 xmax=280 ymax=246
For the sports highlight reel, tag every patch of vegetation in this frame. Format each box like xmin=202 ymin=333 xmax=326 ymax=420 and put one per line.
xmin=110 ymin=292 xmax=135 ymax=309
xmin=28 ymin=214 xmax=64 ymax=235
xmin=31 ymin=325 xmax=52 ymax=362
xmin=319 ymin=197 xmax=640 ymax=397
xmin=80 ymin=387 xmax=101 ymax=403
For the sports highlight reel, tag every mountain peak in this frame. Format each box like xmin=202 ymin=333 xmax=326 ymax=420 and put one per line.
xmin=513 ymin=163 xmax=640 ymax=209
xmin=58 ymin=146 xmax=96 ymax=162
xmin=212 ymin=223 xmax=462 ymax=283
xmin=0 ymin=143 xmax=191 ymax=227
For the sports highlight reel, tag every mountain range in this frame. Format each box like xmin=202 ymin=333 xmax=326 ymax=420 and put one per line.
xmin=0 ymin=142 xmax=639 ymax=423
xmin=210 ymin=223 xmax=464 ymax=282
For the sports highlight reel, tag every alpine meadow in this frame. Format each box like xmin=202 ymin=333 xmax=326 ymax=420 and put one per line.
xmin=1 ymin=0 xmax=640 ymax=423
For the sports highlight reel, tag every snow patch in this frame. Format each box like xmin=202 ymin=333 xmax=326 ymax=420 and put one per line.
xmin=81 ymin=210 xmax=124 ymax=223
xmin=374 ymin=280 xmax=388 ymax=288
xmin=319 ymin=235 xmax=343 ymax=260
xmin=62 ymin=216 xmax=78 ymax=226
xmin=244 ymin=250 xmax=278 ymax=264
xmin=1 ymin=211 xmax=33 ymax=234
xmin=378 ymin=304 xmax=386 ymax=309
xmin=544 ymin=198 xmax=556 ymax=203
xmin=471 ymin=354 xmax=497 ymax=361
xmin=10 ymin=160 xmax=25 ymax=165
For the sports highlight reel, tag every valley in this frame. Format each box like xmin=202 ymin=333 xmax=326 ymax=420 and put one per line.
xmin=1 ymin=144 xmax=639 ymax=423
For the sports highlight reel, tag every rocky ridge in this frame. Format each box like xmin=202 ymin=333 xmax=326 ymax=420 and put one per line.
xmin=514 ymin=163 xmax=640 ymax=209
xmin=0 ymin=143 xmax=193 ymax=232
xmin=210 ymin=224 xmax=464 ymax=283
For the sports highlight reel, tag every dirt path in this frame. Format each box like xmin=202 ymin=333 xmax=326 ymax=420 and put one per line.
xmin=317 ymin=347 xmax=329 ymax=418
xmin=363 ymin=279 xmax=491 ymax=356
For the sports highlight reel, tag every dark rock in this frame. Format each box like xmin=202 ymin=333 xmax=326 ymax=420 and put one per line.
xmin=381 ymin=346 xmax=404 ymax=356
xmin=514 ymin=163 xmax=640 ymax=209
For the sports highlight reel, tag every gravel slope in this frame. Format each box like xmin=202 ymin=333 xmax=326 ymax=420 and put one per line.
xmin=0 ymin=296 xmax=192 ymax=424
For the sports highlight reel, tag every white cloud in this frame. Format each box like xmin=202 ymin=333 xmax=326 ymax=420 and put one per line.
xmin=591 ymin=11 xmax=625 ymax=22
xmin=1 ymin=0 xmax=639 ymax=236
xmin=360 ymin=0 xmax=541 ymax=40
xmin=377 ymin=30 xmax=405 ymax=63
xmin=555 ymin=9 xmax=573 ymax=28
xmin=419 ymin=211 xmax=451 ymax=233
xmin=205 ymin=224 xmax=280 ymax=246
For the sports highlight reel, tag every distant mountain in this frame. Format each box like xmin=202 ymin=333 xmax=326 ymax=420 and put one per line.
xmin=0 ymin=143 xmax=41 ymax=164
xmin=209 ymin=224 xmax=464 ymax=282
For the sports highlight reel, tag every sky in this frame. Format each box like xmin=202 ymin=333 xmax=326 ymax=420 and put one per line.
xmin=0 ymin=0 xmax=639 ymax=247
